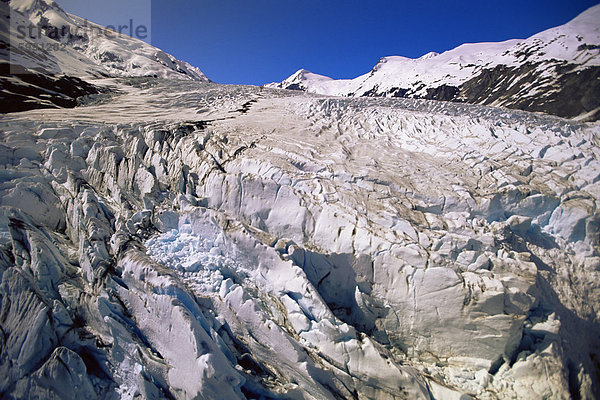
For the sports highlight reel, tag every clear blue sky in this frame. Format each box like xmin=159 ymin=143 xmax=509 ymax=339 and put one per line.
xmin=62 ymin=0 xmax=600 ymax=85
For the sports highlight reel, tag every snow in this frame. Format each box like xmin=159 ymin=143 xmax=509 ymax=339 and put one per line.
xmin=146 ymin=226 xmax=234 ymax=295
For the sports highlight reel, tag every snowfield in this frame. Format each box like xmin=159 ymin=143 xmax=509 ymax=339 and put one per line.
xmin=0 ymin=77 xmax=599 ymax=399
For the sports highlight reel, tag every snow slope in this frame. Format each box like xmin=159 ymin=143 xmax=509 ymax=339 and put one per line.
xmin=2 ymin=0 xmax=208 ymax=80
xmin=0 ymin=78 xmax=598 ymax=399
xmin=268 ymin=4 xmax=600 ymax=120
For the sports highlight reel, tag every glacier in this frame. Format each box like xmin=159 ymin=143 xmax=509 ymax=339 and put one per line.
xmin=0 ymin=77 xmax=599 ymax=399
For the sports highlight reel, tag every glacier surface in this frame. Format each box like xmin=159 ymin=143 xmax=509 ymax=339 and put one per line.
xmin=0 ymin=78 xmax=599 ymax=399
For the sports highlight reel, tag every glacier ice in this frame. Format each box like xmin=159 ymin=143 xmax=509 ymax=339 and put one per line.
xmin=0 ymin=78 xmax=598 ymax=399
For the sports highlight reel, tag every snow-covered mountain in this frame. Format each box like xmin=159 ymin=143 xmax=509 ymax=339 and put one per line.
xmin=0 ymin=0 xmax=208 ymax=111
xmin=268 ymin=4 xmax=600 ymax=121
xmin=5 ymin=0 xmax=208 ymax=80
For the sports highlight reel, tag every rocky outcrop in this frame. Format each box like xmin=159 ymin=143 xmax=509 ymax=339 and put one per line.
xmin=458 ymin=63 xmax=600 ymax=121
xmin=0 ymin=62 xmax=102 ymax=113
xmin=373 ymin=63 xmax=600 ymax=122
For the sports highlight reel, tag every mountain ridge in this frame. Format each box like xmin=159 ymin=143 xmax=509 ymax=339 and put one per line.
xmin=267 ymin=4 xmax=600 ymax=121
xmin=5 ymin=0 xmax=209 ymax=81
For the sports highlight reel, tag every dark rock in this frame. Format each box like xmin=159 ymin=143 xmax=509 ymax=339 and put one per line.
xmin=458 ymin=63 xmax=600 ymax=121
xmin=424 ymin=84 xmax=460 ymax=101
xmin=0 ymin=63 xmax=100 ymax=113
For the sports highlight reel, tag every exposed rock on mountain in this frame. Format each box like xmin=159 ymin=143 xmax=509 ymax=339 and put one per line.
xmin=0 ymin=62 xmax=101 ymax=112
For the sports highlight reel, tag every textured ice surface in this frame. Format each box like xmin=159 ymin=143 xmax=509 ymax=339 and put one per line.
xmin=146 ymin=228 xmax=232 ymax=294
xmin=0 ymin=78 xmax=598 ymax=399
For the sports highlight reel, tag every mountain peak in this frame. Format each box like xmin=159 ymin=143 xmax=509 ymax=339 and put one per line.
xmin=265 ymin=68 xmax=333 ymax=91
xmin=569 ymin=3 xmax=600 ymax=29
xmin=6 ymin=0 xmax=209 ymax=81
xmin=295 ymin=68 xmax=333 ymax=81
xmin=10 ymin=0 xmax=75 ymax=28
xmin=418 ymin=51 xmax=440 ymax=60
xmin=10 ymin=0 xmax=59 ymax=13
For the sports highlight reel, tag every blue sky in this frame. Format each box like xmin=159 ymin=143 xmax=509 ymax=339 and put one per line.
xmin=60 ymin=0 xmax=599 ymax=85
